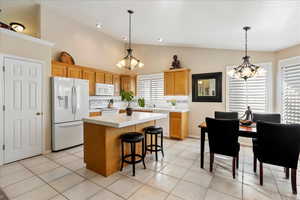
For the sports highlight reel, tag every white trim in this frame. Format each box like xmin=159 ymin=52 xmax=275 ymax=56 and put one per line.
xmin=0 ymin=28 xmax=54 ymax=47
xmin=0 ymin=55 xmax=3 ymax=165
xmin=0 ymin=53 xmax=45 ymax=165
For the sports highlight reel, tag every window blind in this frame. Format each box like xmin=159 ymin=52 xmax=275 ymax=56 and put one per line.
xmin=226 ymin=64 xmax=271 ymax=116
xmin=137 ymin=73 xmax=164 ymax=103
xmin=281 ymin=63 xmax=300 ymax=124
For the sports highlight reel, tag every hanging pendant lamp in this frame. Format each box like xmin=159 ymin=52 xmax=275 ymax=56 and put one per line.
xmin=116 ymin=10 xmax=144 ymax=70
xmin=229 ymin=26 xmax=260 ymax=81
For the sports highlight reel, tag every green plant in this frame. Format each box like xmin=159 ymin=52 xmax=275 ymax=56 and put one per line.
xmin=168 ymin=99 xmax=177 ymax=106
xmin=120 ymin=90 xmax=134 ymax=107
xmin=138 ymin=98 xmax=145 ymax=107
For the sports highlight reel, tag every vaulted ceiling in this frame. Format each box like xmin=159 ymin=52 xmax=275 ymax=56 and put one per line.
xmin=1 ymin=0 xmax=300 ymax=51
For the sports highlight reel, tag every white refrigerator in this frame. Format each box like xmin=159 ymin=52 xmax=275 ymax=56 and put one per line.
xmin=51 ymin=77 xmax=89 ymax=151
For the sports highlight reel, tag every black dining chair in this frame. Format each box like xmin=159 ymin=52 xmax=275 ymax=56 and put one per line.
xmin=254 ymin=121 xmax=300 ymax=194
xmin=215 ymin=111 xmax=239 ymax=120
xmin=252 ymin=113 xmax=281 ymax=173
xmin=206 ymin=117 xmax=240 ymax=179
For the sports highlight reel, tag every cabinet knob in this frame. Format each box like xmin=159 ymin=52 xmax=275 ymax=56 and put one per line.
xmin=36 ymin=112 xmax=41 ymax=116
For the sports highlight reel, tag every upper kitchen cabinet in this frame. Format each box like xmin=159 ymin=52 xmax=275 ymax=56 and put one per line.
xmin=95 ymin=71 xmax=105 ymax=83
xmin=67 ymin=66 xmax=82 ymax=79
xmin=113 ymin=74 xmax=120 ymax=96
xmin=82 ymin=69 xmax=96 ymax=96
xmin=120 ymin=75 xmax=136 ymax=95
xmin=164 ymin=68 xmax=190 ymax=96
xmin=164 ymin=71 xmax=174 ymax=95
xmin=52 ymin=61 xmax=67 ymax=77
xmin=105 ymin=73 xmax=113 ymax=84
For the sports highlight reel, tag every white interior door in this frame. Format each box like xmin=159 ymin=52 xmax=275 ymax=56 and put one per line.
xmin=4 ymin=57 xmax=42 ymax=163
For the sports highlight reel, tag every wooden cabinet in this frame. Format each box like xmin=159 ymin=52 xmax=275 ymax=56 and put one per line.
xmin=67 ymin=66 xmax=82 ymax=79
xmin=51 ymin=61 xmax=125 ymax=97
xmin=164 ymin=72 xmax=174 ymax=95
xmin=95 ymin=72 xmax=105 ymax=83
xmin=164 ymin=68 xmax=190 ymax=96
xmin=52 ymin=61 xmax=67 ymax=77
xmin=89 ymin=112 xmax=101 ymax=117
xmin=169 ymin=112 xmax=189 ymax=139
xmin=120 ymin=75 xmax=136 ymax=95
xmin=105 ymin=73 xmax=113 ymax=84
xmin=82 ymin=69 xmax=96 ymax=96
xmin=113 ymin=74 xmax=120 ymax=96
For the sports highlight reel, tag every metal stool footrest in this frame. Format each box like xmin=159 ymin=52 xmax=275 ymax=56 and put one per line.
xmin=146 ymin=144 xmax=163 ymax=152
xmin=123 ymin=154 xmax=145 ymax=164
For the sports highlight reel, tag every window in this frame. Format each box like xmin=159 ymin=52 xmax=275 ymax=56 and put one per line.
xmin=226 ymin=63 xmax=272 ymax=116
xmin=136 ymin=73 xmax=164 ymax=103
xmin=280 ymin=57 xmax=300 ymax=124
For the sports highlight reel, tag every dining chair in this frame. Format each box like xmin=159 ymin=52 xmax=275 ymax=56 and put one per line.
xmin=214 ymin=111 xmax=239 ymax=120
xmin=252 ymin=113 xmax=281 ymax=173
xmin=206 ymin=117 xmax=240 ymax=179
xmin=254 ymin=121 xmax=300 ymax=194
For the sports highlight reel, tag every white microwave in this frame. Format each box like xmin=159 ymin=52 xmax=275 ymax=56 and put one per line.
xmin=95 ymin=83 xmax=114 ymax=96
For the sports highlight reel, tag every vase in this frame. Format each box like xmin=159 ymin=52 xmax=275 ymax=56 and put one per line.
xmin=126 ymin=107 xmax=133 ymax=116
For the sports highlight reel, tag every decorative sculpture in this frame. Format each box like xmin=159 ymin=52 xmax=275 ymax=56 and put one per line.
xmin=171 ymin=55 xmax=181 ymax=69
xmin=241 ymin=106 xmax=253 ymax=121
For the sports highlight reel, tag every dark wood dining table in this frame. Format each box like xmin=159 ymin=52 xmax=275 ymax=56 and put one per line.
xmin=198 ymin=122 xmax=257 ymax=169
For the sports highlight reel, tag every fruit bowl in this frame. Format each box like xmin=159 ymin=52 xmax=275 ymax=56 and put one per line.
xmin=240 ymin=120 xmax=253 ymax=126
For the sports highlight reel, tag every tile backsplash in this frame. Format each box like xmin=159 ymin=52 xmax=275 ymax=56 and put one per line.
xmin=89 ymin=95 xmax=189 ymax=109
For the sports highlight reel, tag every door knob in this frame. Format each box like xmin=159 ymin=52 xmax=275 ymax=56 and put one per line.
xmin=36 ymin=112 xmax=41 ymax=116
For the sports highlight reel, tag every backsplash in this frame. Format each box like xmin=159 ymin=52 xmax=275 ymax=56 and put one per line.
xmin=89 ymin=95 xmax=189 ymax=109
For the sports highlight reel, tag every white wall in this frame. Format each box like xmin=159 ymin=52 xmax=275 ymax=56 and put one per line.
xmin=132 ymin=44 xmax=276 ymax=137
xmin=40 ymin=5 xmax=125 ymax=73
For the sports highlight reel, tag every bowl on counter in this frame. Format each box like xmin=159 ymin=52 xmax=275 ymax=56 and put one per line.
xmin=240 ymin=120 xmax=253 ymax=126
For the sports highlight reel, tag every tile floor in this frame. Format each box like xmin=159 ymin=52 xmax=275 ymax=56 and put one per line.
xmin=0 ymin=138 xmax=298 ymax=200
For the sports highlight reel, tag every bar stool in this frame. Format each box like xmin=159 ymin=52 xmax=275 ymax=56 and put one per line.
xmin=144 ymin=126 xmax=164 ymax=161
xmin=120 ymin=132 xmax=146 ymax=176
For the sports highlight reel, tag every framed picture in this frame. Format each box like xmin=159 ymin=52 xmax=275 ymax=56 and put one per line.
xmin=192 ymin=72 xmax=222 ymax=102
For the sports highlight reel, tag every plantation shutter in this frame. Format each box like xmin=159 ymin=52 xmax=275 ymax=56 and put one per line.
xmin=226 ymin=63 xmax=271 ymax=116
xmin=281 ymin=58 xmax=300 ymax=124
xmin=137 ymin=73 xmax=164 ymax=103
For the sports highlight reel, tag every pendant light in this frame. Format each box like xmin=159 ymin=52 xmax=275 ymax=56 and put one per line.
xmin=116 ymin=10 xmax=144 ymax=70
xmin=229 ymin=26 xmax=260 ymax=81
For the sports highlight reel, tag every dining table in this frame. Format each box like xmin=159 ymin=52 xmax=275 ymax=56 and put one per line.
xmin=198 ymin=121 xmax=257 ymax=169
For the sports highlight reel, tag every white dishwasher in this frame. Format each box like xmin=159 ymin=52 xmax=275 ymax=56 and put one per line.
xmin=154 ymin=110 xmax=170 ymax=137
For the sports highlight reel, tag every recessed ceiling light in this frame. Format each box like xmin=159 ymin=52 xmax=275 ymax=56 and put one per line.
xmin=96 ymin=23 xmax=103 ymax=29
xmin=158 ymin=38 xmax=163 ymax=42
xmin=9 ymin=22 xmax=25 ymax=32
xmin=122 ymin=36 xmax=127 ymax=41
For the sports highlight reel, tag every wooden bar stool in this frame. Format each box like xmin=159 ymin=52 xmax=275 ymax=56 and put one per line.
xmin=120 ymin=132 xmax=146 ymax=176
xmin=144 ymin=126 xmax=164 ymax=161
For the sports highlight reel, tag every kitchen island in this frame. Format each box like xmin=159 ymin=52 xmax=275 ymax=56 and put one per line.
xmin=82 ymin=112 xmax=167 ymax=176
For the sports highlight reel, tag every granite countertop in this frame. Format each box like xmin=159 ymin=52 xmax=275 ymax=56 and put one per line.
xmin=89 ymin=107 xmax=190 ymax=113
xmin=83 ymin=112 xmax=167 ymax=128
xmin=130 ymin=107 xmax=190 ymax=113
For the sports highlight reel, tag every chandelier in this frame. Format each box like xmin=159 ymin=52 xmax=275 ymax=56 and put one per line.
xmin=116 ymin=10 xmax=144 ymax=70
xmin=229 ymin=26 xmax=260 ymax=81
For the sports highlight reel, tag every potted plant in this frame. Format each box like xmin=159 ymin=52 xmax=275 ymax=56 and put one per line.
xmin=169 ymin=99 xmax=177 ymax=109
xmin=120 ymin=90 xmax=134 ymax=116
xmin=138 ymin=98 xmax=145 ymax=107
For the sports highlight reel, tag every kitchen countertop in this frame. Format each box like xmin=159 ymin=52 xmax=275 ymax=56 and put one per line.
xmin=89 ymin=107 xmax=189 ymax=113
xmin=131 ymin=107 xmax=190 ymax=113
xmin=83 ymin=112 xmax=167 ymax=128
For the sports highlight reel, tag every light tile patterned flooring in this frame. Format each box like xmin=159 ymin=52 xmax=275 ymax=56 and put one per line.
xmin=0 ymin=138 xmax=299 ymax=200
